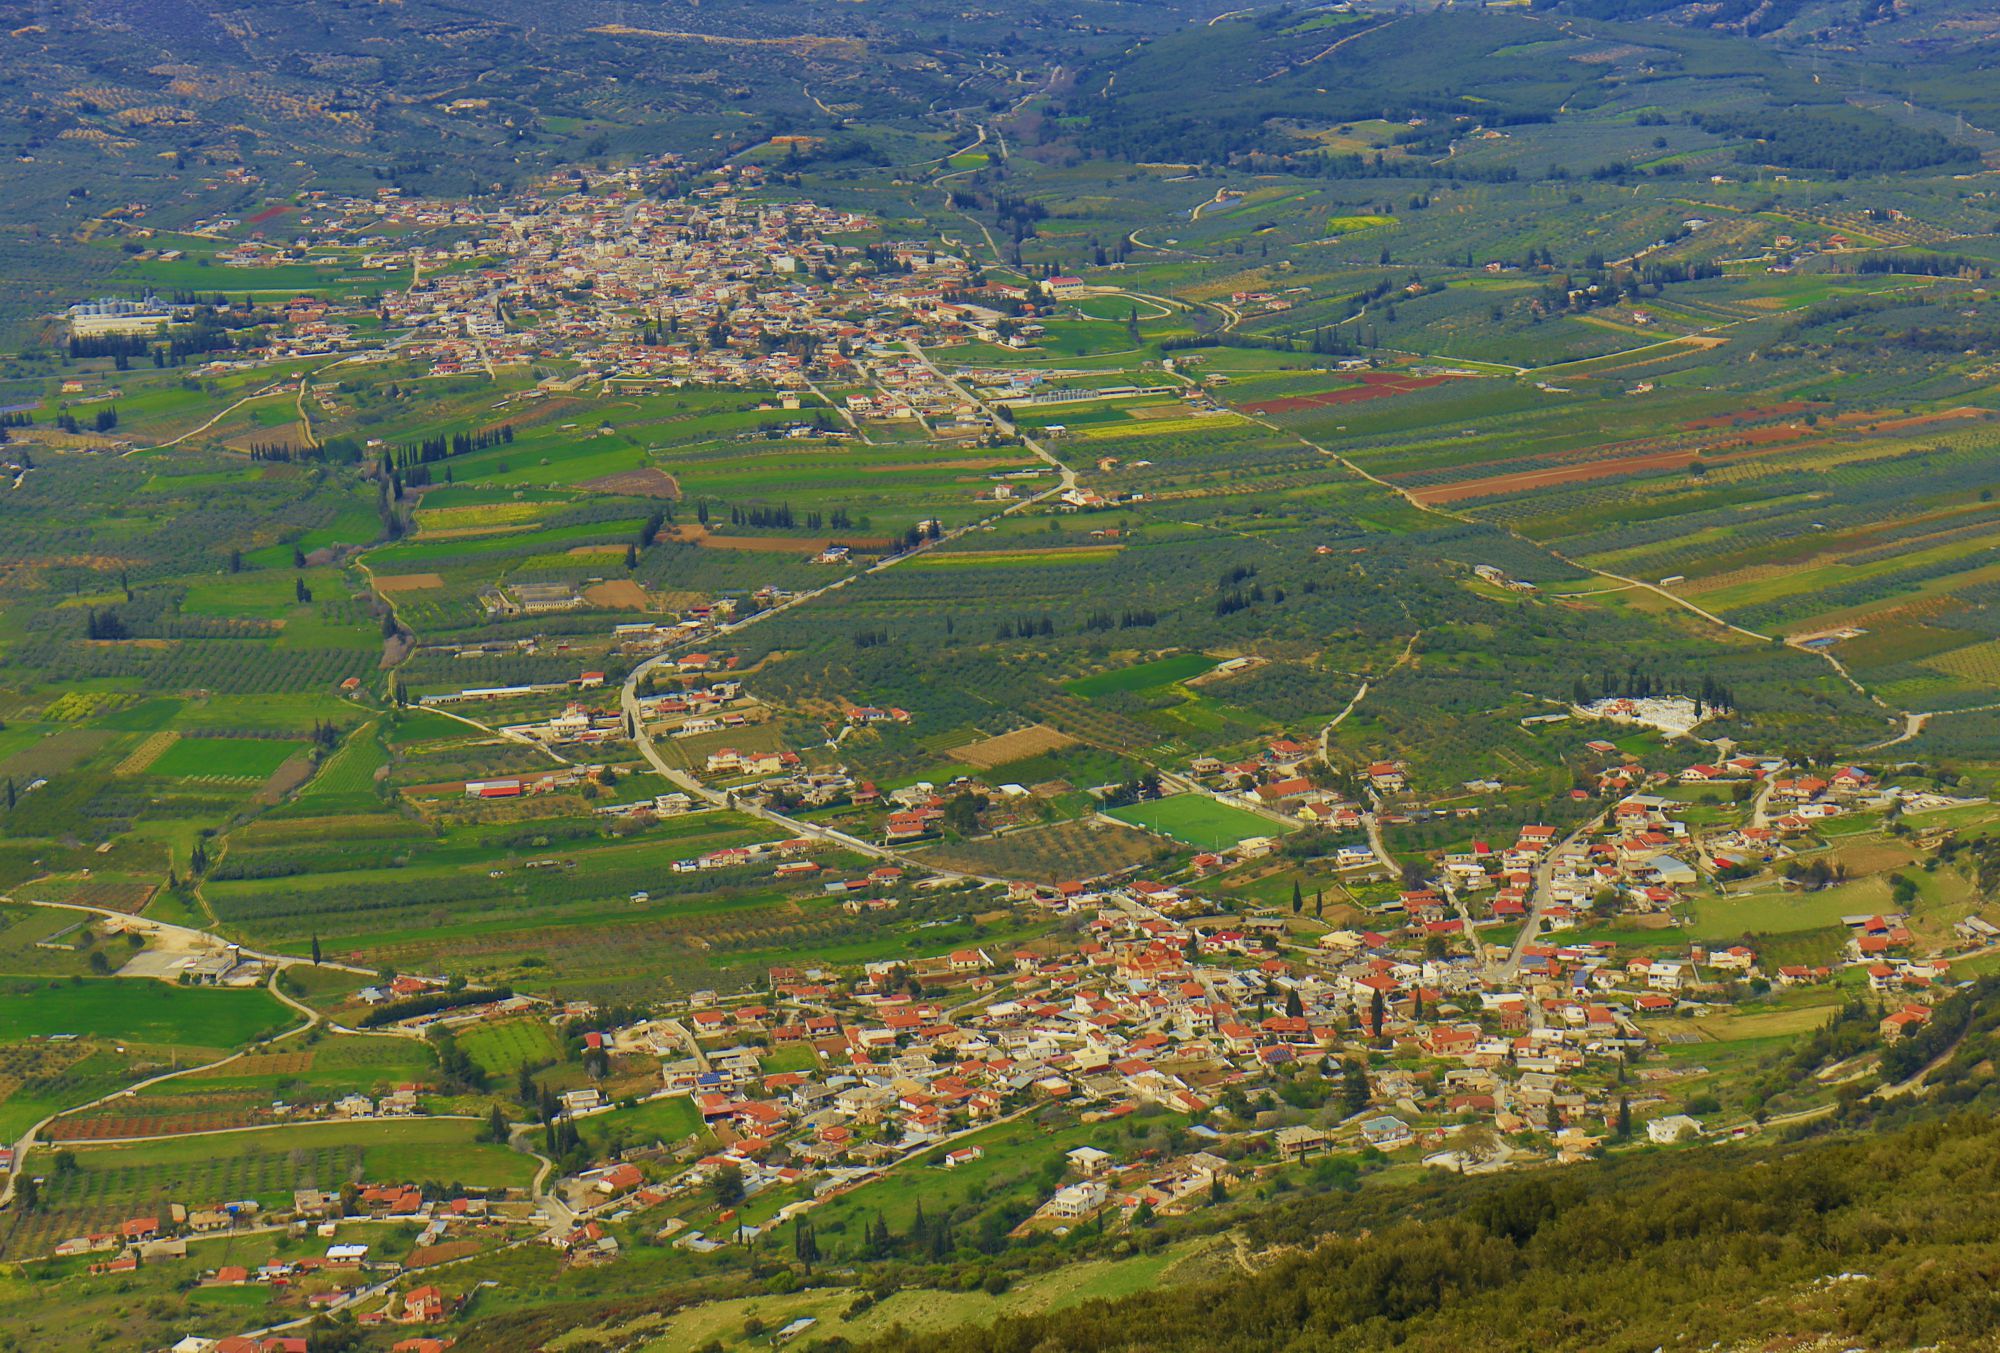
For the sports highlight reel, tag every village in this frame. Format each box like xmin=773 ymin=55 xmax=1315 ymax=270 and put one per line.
xmin=61 ymin=690 xmax=1992 ymax=1353
xmin=83 ymin=155 xmax=1145 ymax=446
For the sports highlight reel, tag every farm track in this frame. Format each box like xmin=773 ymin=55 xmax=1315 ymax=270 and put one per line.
xmin=144 ymin=341 xmax=410 ymax=454
xmin=0 ymin=896 xmax=412 ymax=1224
xmin=1319 ymin=629 xmax=1420 ymax=760
xmin=1237 ymin=404 xmax=1907 ymax=733
xmin=0 ymin=965 xmax=312 ymax=1228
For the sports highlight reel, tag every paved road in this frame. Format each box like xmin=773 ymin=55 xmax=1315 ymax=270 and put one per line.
xmin=1500 ymin=812 xmax=1606 ymax=981
xmin=1363 ymin=803 xmax=1396 ymax=878
xmin=604 ymin=336 xmax=1099 ymax=885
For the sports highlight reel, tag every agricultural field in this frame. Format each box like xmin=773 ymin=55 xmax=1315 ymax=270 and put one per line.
xmin=11 ymin=2 xmax=2000 ymax=1349
xmin=0 ymin=978 xmax=294 ymax=1050
xmin=4 ymin=1118 xmax=533 ymax=1262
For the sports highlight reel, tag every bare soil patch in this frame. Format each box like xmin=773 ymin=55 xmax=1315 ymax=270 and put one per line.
xmin=373 ymin=573 xmax=445 ymax=593
xmin=664 ymin=524 xmax=890 ymax=553
xmin=951 ymin=723 xmax=1078 ymax=770
xmin=583 ymin=467 xmax=681 ymax=498
xmin=1241 ymin=372 xmax=1461 ymax=415
xmin=1680 ymin=402 xmax=1820 ymax=430
xmin=1411 ymin=435 xmax=1828 ymax=505
xmin=256 ymin=752 xmax=318 ymax=806
xmin=583 ymin=579 xmax=652 ymax=610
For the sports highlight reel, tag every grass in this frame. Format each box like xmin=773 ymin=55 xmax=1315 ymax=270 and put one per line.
xmin=1689 ymin=875 xmax=1890 ymax=941
xmin=458 ymin=1017 xmax=562 ymax=1076
xmin=1065 ymin=653 xmax=1218 ymax=698
xmin=637 ymin=1235 xmax=1221 ymax=1351
xmin=147 ymin=738 xmax=307 ymax=781
xmin=1107 ymin=794 xmax=1292 ymax=850
xmin=1682 ymin=997 xmax=1842 ymax=1042
xmin=579 ymin=1094 xmax=703 ymax=1150
xmin=285 ymin=723 xmax=386 ymax=812
xmin=0 ymin=977 xmax=294 ymax=1048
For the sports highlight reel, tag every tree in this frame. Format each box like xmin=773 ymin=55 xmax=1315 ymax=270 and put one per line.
xmin=1285 ymin=988 xmax=1304 ymax=1019
xmin=1341 ymin=1055 xmax=1370 ymax=1117
xmin=485 ymin=1105 xmax=509 ymax=1143
xmin=943 ymin=791 xmax=983 ymax=837
xmin=1370 ymin=987 xmax=1386 ymax=1037
xmin=713 ymin=1163 xmax=745 ymax=1208
xmin=1615 ymin=1095 xmax=1632 ymax=1140
xmin=310 ymin=933 xmax=322 ymax=965
xmin=1292 ymin=880 xmax=1303 ymax=915
xmin=15 ymin=1175 xmax=39 ymax=1212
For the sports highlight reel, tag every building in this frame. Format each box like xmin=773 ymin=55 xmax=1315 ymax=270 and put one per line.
xmin=1647 ymin=1114 xmax=1703 ymax=1145
xmin=1043 ymin=1180 xmax=1108 ymax=1219
xmin=1275 ymin=1125 xmax=1328 ymax=1161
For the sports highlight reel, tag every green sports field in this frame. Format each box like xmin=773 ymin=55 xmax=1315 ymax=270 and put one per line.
xmin=0 ymin=977 xmax=295 ymax=1048
xmin=1107 ymin=794 xmax=1294 ymax=849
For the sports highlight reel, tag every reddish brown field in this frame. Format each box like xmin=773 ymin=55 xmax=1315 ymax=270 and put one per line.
xmin=50 ymin=879 xmax=158 ymax=913
xmin=1411 ymin=436 xmax=1830 ymax=505
xmin=49 ymin=1109 xmax=262 ymax=1141
xmin=406 ymin=1240 xmax=483 ymax=1267
xmin=951 ymin=723 xmax=1077 ymax=770
xmin=373 ymin=572 xmax=446 ymax=593
xmin=664 ymin=525 xmax=890 ymax=553
xmin=1837 ymin=407 xmax=1988 ymax=434
xmin=1679 ymin=401 xmax=1820 ymax=430
xmin=1239 ymin=371 xmax=1462 ymax=415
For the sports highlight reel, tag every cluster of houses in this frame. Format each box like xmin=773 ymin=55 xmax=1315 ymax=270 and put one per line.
xmin=516 ymin=873 xmax=1774 ymax=1245
xmin=51 ymin=1186 xmax=495 ymax=1278
xmin=501 ymin=701 xmax=624 ymax=747
xmin=1189 ymin=740 xmax=1402 ymax=829
xmin=234 ymin=155 xmax=1062 ymax=423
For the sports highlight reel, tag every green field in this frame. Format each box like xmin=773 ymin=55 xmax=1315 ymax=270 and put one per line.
xmin=7 ymin=5 xmax=2000 ymax=1347
xmin=458 ymin=1017 xmax=562 ymax=1075
xmin=1065 ymin=653 xmax=1218 ymax=697
xmin=1106 ymin=794 xmax=1293 ymax=849
xmin=0 ymin=978 xmax=294 ymax=1048
xmin=147 ymin=738 xmax=307 ymax=781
